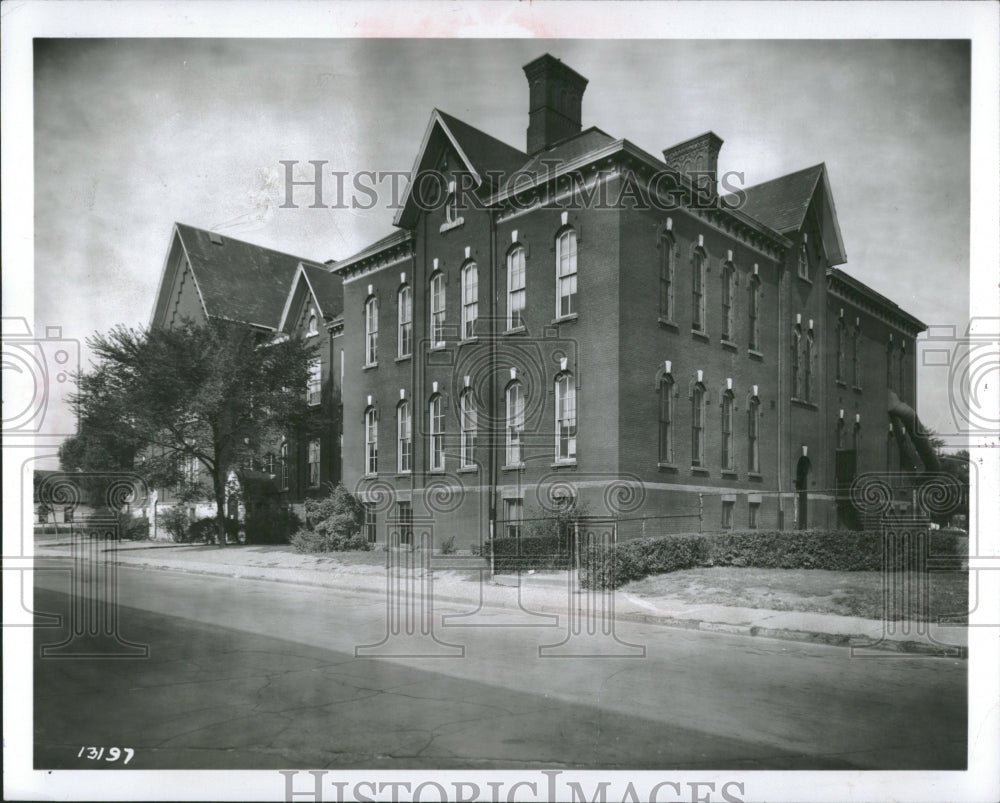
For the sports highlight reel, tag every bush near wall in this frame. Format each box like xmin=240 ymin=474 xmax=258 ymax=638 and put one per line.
xmin=82 ymin=510 xmax=150 ymax=541
xmin=581 ymin=529 xmax=966 ymax=589
xmin=244 ymin=506 xmax=301 ymax=545
xmin=288 ymin=483 xmax=371 ymax=553
xmin=484 ymin=535 xmax=571 ymax=573
xmin=188 ymin=516 xmax=240 ymax=544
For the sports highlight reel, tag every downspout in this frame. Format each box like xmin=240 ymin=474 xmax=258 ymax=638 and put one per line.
xmin=776 ymin=254 xmax=784 ymax=528
xmin=487 ymin=207 xmax=498 ymax=572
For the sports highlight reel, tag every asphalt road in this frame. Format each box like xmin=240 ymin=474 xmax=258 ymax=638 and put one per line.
xmin=32 ymin=562 xmax=967 ymax=770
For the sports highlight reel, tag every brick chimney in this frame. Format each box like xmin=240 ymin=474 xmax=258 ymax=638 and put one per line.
xmin=523 ymin=54 xmax=589 ymax=155
xmin=662 ymin=131 xmax=724 ymax=193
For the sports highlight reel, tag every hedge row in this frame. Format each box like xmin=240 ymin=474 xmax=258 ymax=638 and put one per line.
xmin=581 ymin=529 xmax=965 ymax=589
xmin=484 ymin=535 xmax=570 ymax=573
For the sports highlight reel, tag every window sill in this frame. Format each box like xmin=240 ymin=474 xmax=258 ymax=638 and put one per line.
xmin=720 ymin=470 xmax=738 ymax=479
xmin=790 ymin=397 xmax=818 ymax=410
xmin=747 ymin=472 xmax=763 ymax=481
xmin=458 ymin=466 xmax=479 ymax=474
xmin=439 ymin=217 xmax=465 ymax=233
xmin=307 ymin=401 xmax=321 ymax=408
xmin=690 ymin=466 xmax=710 ymax=476
xmin=748 ymin=348 xmax=764 ymax=360
xmin=428 ymin=468 xmax=446 ymax=475
xmin=835 ymin=379 xmax=847 ymax=388
xmin=852 ymin=385 xmax=863 ymax=393
xmin=657 ymin=462 xmax=679 ymax=472
xmin=720 ymin=339 xmax=738 ymax=352
xmin=395 ymin=354 xmax=412 ymax=363
xmin=551 ymin=313 xmax=579 ymax=325
xmin=429 ymin=343 xmax=447 ymax=351
xmin=458 ymin=337 xmax=478 ymax=347
xmin=503 ymin=326 xmax=527 ymax=336
xmin=550 ymin=460 xmax=577 ymax=469
xmin=363 ymin=362 xmax=378 ymax=370
xmin=395 ymin=472 xmax=412 ymax=479
xmin=691 ymin=329 xmax=709 ymax=342
xmin=501 ymin=463 xmax=525 ymax=472
xmin=797 ymin=274 xmax=812 ymax=285
xmin=657 ymin=317 xmax=679 ymax=331
xmin=362 ymin=474 xmax=378 ymax=480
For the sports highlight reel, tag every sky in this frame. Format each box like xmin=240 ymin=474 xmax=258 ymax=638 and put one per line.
xmin=30 ymin=37 xmax=971 ymax=454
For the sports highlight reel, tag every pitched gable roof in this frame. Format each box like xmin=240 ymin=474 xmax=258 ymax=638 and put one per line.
xmin=394 ymin=109 xmax=526 ymax=228
xmin=727 ymin=163 xmax=846 ymax=265
xmin=277 ymin=262 xmax=344 ymax=332
xmin=173 ymin=223 xmax=325 ymax=329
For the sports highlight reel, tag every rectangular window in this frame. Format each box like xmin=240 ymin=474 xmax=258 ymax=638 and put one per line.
xmin=504 ymin=497 xmax=523 ymax=540
xmin=365 ymin=298 xmax=378 ymax=365
xmin=691 ymin=386 xmax=705 ymax=467
xmin=748 ymin=502 xmax=759 ymax=529
xmin=395 ymin=501 xmax=412 ymax=546
xmin=362 ymin=503 xmax=377 ymax=544
xmin=721 ymin=266 xmax=734 ymax=341
xmin=462 ymin=264 xmax=478 ymax=339
xmin=722 ymin=500 xmax=735 ymax=530
xmin=797 ymin=241 xmax=809 ymax=280
xmin=280 ymin=442 xmax=289 ymax=489
xmin=659 ymin=378 xmax=673 ymax=463
xmin=659 ymin=236 xmax=674 ymax=320
xmin=397 ymin=401 xmax=412 ymax=473
xmin=748 ymin=277 xmax=760 ymax=350
xmin=460 ymin=391 xmax=477 ymax=467
xmin=307 ymin=357 xmax=322 ymax=405
xmin=64 ymin=506 xmax=74 ymax=523
xmin=748 ymin=399 xmax=760 ymax=473
xmin=852 ymin=326 xmax=861 ymax=387
xmin=555 ymin=374 xmax=577 ymax=461
xmin=721 ymin=392 xmax=734 ymax=470
xmin=398 ymin=286 xmax=412 ymax=358
xmin=365 ymin=409 xmax=378 ymax=475
xmin=692 ymin=252 xmax=705 ymax=331
xmin=506 ymin=382 xmax=524 ymax=466
xmin=507 ymin=247 xmax=526 ymax=329
xmin=430 ymin=273 xmax=446 ymax=346
xmin=429 ymin=396 xmax=444 ymax=470
xmin=836 ymin=321 xmax=846 ymax=381
xmin=556 ymin=230 xmax=577 ymax=318
xmin=308 ymin=438 xmax=321 ymax=487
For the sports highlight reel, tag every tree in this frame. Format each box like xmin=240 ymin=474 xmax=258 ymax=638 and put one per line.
xmin=70 ymin=318 xmax=316 ymax=546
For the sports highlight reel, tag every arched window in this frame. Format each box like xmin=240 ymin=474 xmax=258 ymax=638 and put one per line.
xmin=659 ymin=375 xmax=674 ymax=464
xmin=429 ymin=272 xmax=446 ymax=347
xmin=658 ymin=234 xmax=674 ymax=320
xmin=555 ymin=372 xmax=577 ymax=462
xmin=791 ymin=326 xmax=802 ymax=398
xmin=804 ymin=330 xmax=814 ymax=401
xmin=721 ymin=390 xmax=734 ymax=470
xmin=691 ymin=383 xmax=705 ymax=467
xmin=797 ymin=237 xmax=809 ymax=280
xmin=747 ymin=396 xmax=760 ymax=473
xmin=721 ymin=263 xmax=734 ymax=341
xmin=505 ymin=381 xmax=524 ymax=466
xmin=898 ymin=342 xmax=906 ymax=399
xmin=748 ymin=274 xmax=760 ymax=351
xmin=428 ymin=394 xmax=444 ymax=470
xmin=364 ymin=407 xmax=378 ymax=475
xmin=507 ymin=246 xmax=526 ymax=330
xmin=460 ymin=389 xmax=477 ymax=468
xmin=364 ymin=296 xmax=378 ymax=365
xmin=853 ymin=420 xmax=862 ymax=457
xmin=836 ymin=417 xmax=846 ymax=449
xmin=397 ymin=400 xmax=412 ymax=473
xmin=556 ymin=229 xmax=578 ymax=318
xmin=836 ymin=318 xmax=846 ymax=382
xmin=280 ymin=441 xmax=289 ymax=489
xmin=307 ymin=308 xmax=319 ymax=336
xmin=691 ymin=249 xmax=706 ymax=332
xmin=308 ymin=439 xmax=321 ymax=487
xmin=461 ymin=262 xmax=478 ymax=340
xmin=397 ymin=285 xmax=412 ymax=358
xmin=887 ymin=424 xmax=896 ymax=472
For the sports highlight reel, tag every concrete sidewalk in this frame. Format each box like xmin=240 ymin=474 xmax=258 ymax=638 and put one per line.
xmin=33 ymin=540 xmax=968 ymax=657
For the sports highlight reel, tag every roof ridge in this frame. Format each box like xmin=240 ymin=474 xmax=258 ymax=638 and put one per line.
xmin=735 ymin=162 xmax=825 ymax=195
xmin=174 ymin=221 xmax=323 ymax=266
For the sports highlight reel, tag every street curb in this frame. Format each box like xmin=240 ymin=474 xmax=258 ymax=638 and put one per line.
xmin=40 ymin=551 xmax=968 ymax=659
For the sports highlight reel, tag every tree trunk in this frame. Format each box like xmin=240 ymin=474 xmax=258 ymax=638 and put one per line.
xmin=213 ymin=470 xmax=228 ymax=548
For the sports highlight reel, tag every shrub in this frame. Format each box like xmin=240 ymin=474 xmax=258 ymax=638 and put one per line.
xmin=485 ymin=535 xmax=570 ymax=573
xmin=81 ymin=510 xmax=149 ymax=540
xmin=438 ymin=535 xmax=457 ymax=555
xmin=580 ymin=529 xmax=965 ymax=589
xmin=188 ymin=516 xmax=240 ymax=544
xmin=158 ymin=507 xmax=193 ymax=542
xmin=289 ymin=528 xmax=371 ymax=553
xmin=244 ymin=506 xmax=301 ymax=545
xmin=120 ymin=514 xmax=150 ymax=541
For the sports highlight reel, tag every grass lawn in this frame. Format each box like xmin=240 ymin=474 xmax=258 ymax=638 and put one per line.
xmin=624 ymin=567 xmax=969 ymax=623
